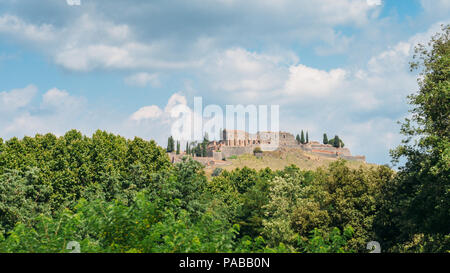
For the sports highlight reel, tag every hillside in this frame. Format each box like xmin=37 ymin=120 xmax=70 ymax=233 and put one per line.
xmin=202 ymin=147 xmax=376 ymax=176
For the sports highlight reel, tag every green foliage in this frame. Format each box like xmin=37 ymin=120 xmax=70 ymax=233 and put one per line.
xmin=0 ymin=130 xmax=170 ymax=234
xmin=1 ymin=104 xmax=448 ymax=254
xmin=0 ymin=193 xmax=238 ymax=253
xmin=327 ymin=136 xmax=344 ymax=148
xmin=235 ymin=226 xmax=354 ymax=253
xmin=259 ymin=161 xmax=393 ymax=251
xmin=0 ymin=168 xmax=52 ymax=235
xmin=300 ymin=130 xmax=305 ymax=144
xmin=301 ymin=226 xmax=354 ymax=253
xmin=377 ymin=25 xmax=450 ymax=252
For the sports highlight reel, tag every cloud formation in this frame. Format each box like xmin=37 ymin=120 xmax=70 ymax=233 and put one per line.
xmin=0 ymin=0 xmax=384 ymax=72
xmin=0 ymin=85 xmax=37 ymax=112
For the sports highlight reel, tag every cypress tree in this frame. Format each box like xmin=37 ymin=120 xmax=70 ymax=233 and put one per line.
xmin=176 ymin=141 xmax=180 ymax=155
xmin=296 ymin=134 xmax=301 ymax=144
xmin=201 ymin=142 xmax=207 ymax=157
xmin=167 ymin=136 xmax=175 ymax=153
xmin=306 ymin=131 xmax=309 ymax=143
xmin=195 ymin=144 xmax=201 ymax=157
xmin=300 ymin=130 xmax=305 ymax=144
xmin=323 ymin=133 xmax=328 ymax=144
xmin=202 ymin=134 xmax=209 ymax=157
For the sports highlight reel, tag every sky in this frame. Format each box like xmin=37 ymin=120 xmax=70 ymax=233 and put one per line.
xmin=0 ymin=0 xmax=449 ymax=165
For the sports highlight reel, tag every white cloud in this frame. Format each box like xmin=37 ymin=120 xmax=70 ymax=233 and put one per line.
xmin=124 ymin=72 xmax=160 ymax=87
xmin=200 ymin=47 xmax=348 ymax=103
xmin=41 ymin=88 xmax=85 ymax=112
xmin=129 ymin=93 xmax=188 ymax=123
xmin=0 ymin=14 xmax=56 ymax=43
xmin=0 ymin=0 xmax=383 ymax=72
xmin=0 ymin=87 xmax=91 ymax=138
xmin=0 ymin=14 xmax=201 ymax=71
xmin=282 ymin=64 xmax=347 ymax=97
xmin=202 ymin=48 xmax=291 ymax=100
xmin=130 ymin=105 xmax=163 ymax=121
xmin=165 ymin=93 xmax=188 ymax=113
xmin=0 ymin=85 xmax=37 ymax=112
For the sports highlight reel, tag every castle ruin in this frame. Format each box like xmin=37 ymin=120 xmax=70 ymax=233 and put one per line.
xmin=207 ymin=129 xmax=366 ymax=162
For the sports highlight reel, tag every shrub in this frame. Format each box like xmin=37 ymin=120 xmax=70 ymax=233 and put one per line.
xmin=253 ymin=147 xmax=262 ymax=155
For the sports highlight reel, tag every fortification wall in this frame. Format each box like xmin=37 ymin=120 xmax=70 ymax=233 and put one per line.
xmin=279 ymin=132 xmax=297 ymax=146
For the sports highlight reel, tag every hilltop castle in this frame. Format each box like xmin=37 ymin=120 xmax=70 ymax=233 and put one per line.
xmin=207 ymin=129 xmax=366 ymax=162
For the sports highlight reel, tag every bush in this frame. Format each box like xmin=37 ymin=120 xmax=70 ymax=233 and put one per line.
xmin=253 ymin=147 xmax=262 ymax=155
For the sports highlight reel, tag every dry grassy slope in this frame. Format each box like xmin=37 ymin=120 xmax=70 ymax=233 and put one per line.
xmin=204 ymin=148 xmax=376 ymax=176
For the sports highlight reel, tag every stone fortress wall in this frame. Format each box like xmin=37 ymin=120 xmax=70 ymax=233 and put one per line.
xmin=208 ymin=129 xmax=366 ymax=162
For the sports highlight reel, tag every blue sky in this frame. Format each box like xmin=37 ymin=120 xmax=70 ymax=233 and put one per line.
xmin=0 ymin=0 xmax=449 ymax=165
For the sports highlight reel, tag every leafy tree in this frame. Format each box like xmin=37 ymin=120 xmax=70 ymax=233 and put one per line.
xmin=0 ymin=130 xmax=170 ymax=234
xmin=301 ymin=227 xmax=354 ymax=253
xmin=296 ymin=134 xmax=301 ymax=144
xmin=0 ymin=168 xmax=52 ymax=236
xmin=376 ymin=25 xmax=450 ymax=252
xmin=0 ymin=192 xmax=239 ymax=253
xmin=173 ymin=158 xmax=207 ymax=214
xmin=262 ymin=167 xmax=307 ymax=248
